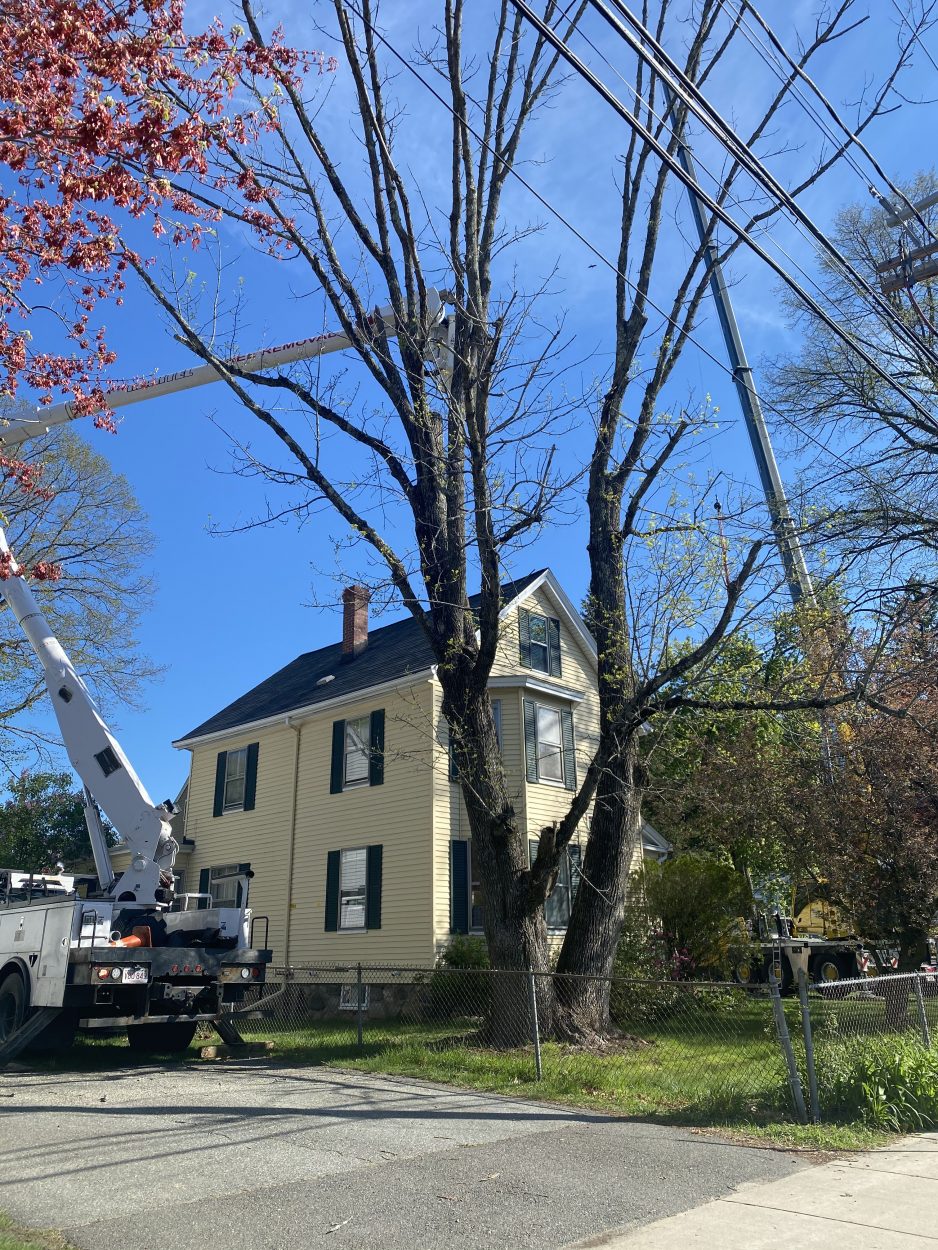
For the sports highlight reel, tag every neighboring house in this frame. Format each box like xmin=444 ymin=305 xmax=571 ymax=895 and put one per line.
xmin=171 ymin=571 xmax=648 ymax=966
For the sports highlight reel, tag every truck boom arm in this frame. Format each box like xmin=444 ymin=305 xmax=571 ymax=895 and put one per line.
xmin=0 ymin=529 xmax=176 ymax=904
xmin=0 ymin=291 xmax=448 ymax=450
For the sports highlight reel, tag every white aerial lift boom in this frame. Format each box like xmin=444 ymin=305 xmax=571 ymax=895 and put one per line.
xmin=0 ymin=290 xmax=452 ymax=1063
xmin=0 ymin=290 xmax=452 ymax=451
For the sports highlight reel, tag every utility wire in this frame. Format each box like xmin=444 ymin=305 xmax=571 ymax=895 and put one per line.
xmin=340 ymin=0 xmax=883 ymax=491
xmin=507 ymin=0 xmax=938 ymax=430
xmin=728 ymin=0 xmax=938 ymax=247
xmin=558 ymin=4 xmax=897 ymax=377
xmin=589 ymin=0 xmax=938 ymax=379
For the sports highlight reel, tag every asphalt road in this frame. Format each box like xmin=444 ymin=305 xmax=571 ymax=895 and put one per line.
xmin=0 ymin=1061 xmax=810 ymax=1250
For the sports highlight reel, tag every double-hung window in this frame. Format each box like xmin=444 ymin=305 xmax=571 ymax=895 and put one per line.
xmin=535 ymin=705 xmax=563 ymax=783
xmin=223 ymin=748 xmax=247 ymax=810
xmin=470 ymin=841 xmax=484 ymax=931
xmin=528 ymin=840 xmax=582 ymax=930
xmin=519 ymin=608 xmax=561 ymax=676
xmin=528 ymin=613 xmax=550 ymax=672
xmin=338 ymin=847 xmax=367 ymax=930
xmin=197 ymin=862 xmax=251 ymax=911
xmin=344 ymin=717 xmax=371 ymax=787
xmin=330 ymin=711 xmax=385 ymax=793
xmin=523 ymin=699 xmax=576 ymax=789
xmin=212 ymin=744 xmax=259 ymax=817
xmin=450 ymin=839 xmax=485 ymax=933
xmin=324 ymin=845 xmax=384 ymax=931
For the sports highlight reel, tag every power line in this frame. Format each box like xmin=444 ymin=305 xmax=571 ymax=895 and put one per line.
xmin=729 ymin=0 xmax=938 ymax=248
xmin=337 ymin=0 xmax=901 ymax=521
xmin=507 ymin=0 xmax=938 ymax=431
xmin=558 ymin=4 xmax=904 ymax=387
xmin=588 ymin=0 xmax=938 ymax=381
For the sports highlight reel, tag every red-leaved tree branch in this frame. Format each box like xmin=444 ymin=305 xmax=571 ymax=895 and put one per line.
xmin=0 ymin=0 xmax=333 ymax=420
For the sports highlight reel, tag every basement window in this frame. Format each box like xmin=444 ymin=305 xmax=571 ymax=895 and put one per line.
xmin=339 ymin=983 xmax=370 ymax=1012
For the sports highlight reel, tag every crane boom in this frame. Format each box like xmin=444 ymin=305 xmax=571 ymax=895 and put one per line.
xmin=0 ymin=290 xmax=447 ymax=450
xmin=0 ymin=529 xmax=177 ymax=904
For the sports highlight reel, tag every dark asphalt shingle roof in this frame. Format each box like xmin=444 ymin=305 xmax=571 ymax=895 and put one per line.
xmin=179 ymin=570 xmax=547 ymax=742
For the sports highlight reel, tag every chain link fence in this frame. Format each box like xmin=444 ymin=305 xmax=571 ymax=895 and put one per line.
xmin=222 ymin=963 xmax=801 ymax=1122
xmin=800 ymin=970 xmax=938 ymax=1124
xmin=807 ymin=970 xmax=935 ymax=1048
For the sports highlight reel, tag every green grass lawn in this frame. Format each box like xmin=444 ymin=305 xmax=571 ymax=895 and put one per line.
xmin=0 ymin=1213 xmax=72 ymax=1250
xmin=37 ymin=992 xmax=915 ymax=1152
xmin=227 ymin=994 xmax=893 ymax=1150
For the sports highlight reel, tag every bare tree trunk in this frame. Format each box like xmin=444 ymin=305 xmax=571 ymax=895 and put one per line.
xmin=443 ymin=681 xmax=553 ymax=1044
xmin=554 ymin=391 xmax=641 ymax=1039
xmin=554 ymin=745 xmax=641 ymax=1042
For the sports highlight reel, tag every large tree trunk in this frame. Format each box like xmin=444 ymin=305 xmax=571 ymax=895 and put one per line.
xmin=554 ymin=482 xmax=640 ymax=1040
xmin=442 ymin=680 xmax=552 ymax=1044
xmin=554 ymin=739 xmax=641 ymax=1042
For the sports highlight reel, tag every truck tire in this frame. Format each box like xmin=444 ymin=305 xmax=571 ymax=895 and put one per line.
xmin=733 ymin=956 xmax=758 ymax=987
xmin=0 ymin=969 xmax=27 ymax=1044
xmin=126 ymin=1021 xmax=197 ymax=1054
xmin=811 ymin=953 xmax=856 ymax=985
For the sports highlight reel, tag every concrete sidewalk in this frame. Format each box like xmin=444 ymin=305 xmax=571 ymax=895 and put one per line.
xmin=565 ymin=1132 xmax=938 ymax=1248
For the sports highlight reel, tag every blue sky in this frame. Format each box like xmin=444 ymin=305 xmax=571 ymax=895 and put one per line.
xmin=6 ymin=0 xmax=937 ymax=805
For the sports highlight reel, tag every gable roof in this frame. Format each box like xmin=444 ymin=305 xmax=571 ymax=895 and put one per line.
xmin=175 ymin=569 xmax=553 ymax=746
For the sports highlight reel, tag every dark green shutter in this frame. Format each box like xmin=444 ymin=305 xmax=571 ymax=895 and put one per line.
xmin=548 ymin=617 xmax=562 ymax=677
xmin=450 ymin=840 xmax=469 ymax=933
xmin=561 ymin=708 xmax=576 ymax=790
xmin=449 ymin=732 xmax=459 ymax=782
xmin=523 ymin=699 xmax=538 ymax=781
xmin=369 ymin=709 xmax=385 ymax=786
xmin=198 ymin=867 xmax=210 ymax=910
xmin=568 ymin=843 xmax=582 ymax=902
xmin=243 ymin=743 xmax=259 ymax=811
xmin=212 ymin=752 xmax=227 ymax=817
xmin=330 ymin=721 xmax=345 ymax=794
xmin=324 ymin=850 xmax=340 ymax=931
xmin=366 ymin=844 xmax=383 ymax=929
xmin=519 ymin=607 xmax=532 ymax=668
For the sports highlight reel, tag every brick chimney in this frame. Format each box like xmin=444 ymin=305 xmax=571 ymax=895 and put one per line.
xmin=342 ymin=585 xmax=370 ymax=658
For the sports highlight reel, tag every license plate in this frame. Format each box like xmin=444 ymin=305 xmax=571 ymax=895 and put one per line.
xmin=121 ymin=968 xmax=148 ymax=984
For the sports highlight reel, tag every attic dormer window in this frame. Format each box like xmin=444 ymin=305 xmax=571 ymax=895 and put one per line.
xmin=519 ymin=608 xmax=561 ymax=677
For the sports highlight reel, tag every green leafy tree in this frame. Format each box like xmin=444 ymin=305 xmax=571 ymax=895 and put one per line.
xmin=641 ymin=852 xmax=752 ymax=975
xmin=643 ymin=625 xmax=825 ymax=886
xmin=812 ymin=614 xmax=938 ymax=967
xmin=0 ymin=770 xmax=113 ymax=871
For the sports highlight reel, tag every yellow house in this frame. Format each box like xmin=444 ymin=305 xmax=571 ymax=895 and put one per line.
xmin=171 ymin=571 xmax=641 ymax=967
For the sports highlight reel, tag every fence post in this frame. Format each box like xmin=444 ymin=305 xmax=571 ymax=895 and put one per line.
xmin=914 ymin=974 xmax=931 ymax=1049
xmin=769 ymin=968 xmax=808 ymax=1124
xmin=526 ymin=969 xmax=543 ymax=1081
xmin=797 ymin=968 xmax=820 ymax=1124
xmin=356 ymin=963 xmax=364 ymax=1050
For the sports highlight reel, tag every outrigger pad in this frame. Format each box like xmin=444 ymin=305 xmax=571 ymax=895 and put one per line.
xmin=212 ymin=1013 xmax=246 ymax=1046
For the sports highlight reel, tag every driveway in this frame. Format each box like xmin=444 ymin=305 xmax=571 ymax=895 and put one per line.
xmin=0 ymin=1061 xmax=810 ymax=1250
